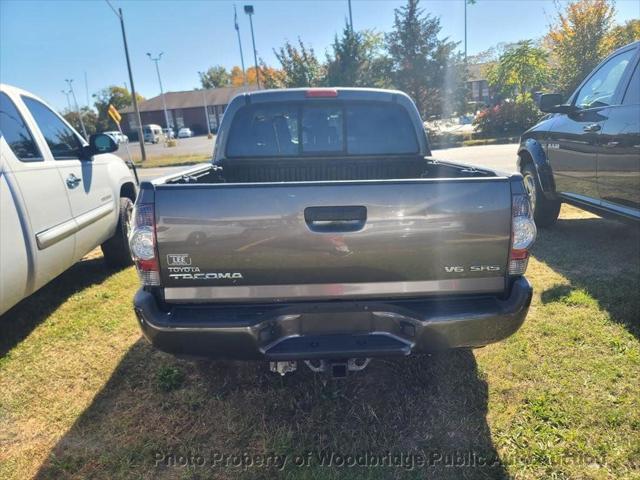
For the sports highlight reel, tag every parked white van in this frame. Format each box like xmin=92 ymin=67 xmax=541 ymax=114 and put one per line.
xmin=143 ymin=124 xmax=163 ymax=144
xmin=0 ymin=84 xmax=138 ymax=315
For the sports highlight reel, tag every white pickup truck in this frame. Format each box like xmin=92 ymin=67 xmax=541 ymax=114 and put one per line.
xmin=0 ymin=84 xmax=138 ymax=315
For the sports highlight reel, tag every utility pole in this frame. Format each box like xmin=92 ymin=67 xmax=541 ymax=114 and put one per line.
xmin=106 ymin=2 xmax=146 ymax=161
xmin=244 ymin=5 xmax=260 ymax=88
xmin=147 ymin=52 xmax=171 ymax=133
xmin=65 ymin=79 xmax=88 ymax=140
xmin=84 ymin=71 xmax=90 ymax=108
xmin=464 ymin=0 xmax=467 ymax=63
xmin=61 ymin=89 xmax=72 ymax=113
xmin=348 ymin=0 xmax=353 ymax=31
xmin=464 ymin=0 xmax=476 ymax=64
xmin=234 ymin=4 xmax=247 ymax=86
xmin=198 ymin=78 xmax=212 ymax=137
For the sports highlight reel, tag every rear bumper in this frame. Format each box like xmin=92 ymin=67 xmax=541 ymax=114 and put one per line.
xmin=133 ymin=277 xmax=532 ymax=360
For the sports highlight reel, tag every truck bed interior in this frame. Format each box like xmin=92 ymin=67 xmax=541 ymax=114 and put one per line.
xmin=165 ymin=157 xmax=498 ymax=184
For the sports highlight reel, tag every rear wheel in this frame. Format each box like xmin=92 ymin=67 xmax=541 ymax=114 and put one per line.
xmin=522 ymin=163 xmax=560 ymax=228
xmin=102 ymin=197 xmax=134 ymax=268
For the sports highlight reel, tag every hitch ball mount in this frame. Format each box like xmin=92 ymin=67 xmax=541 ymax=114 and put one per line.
xmin=269 ymin=358 xmax=371 ymax=378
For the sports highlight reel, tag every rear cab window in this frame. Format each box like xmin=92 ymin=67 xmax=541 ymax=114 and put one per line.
xmin=225 ymin=101 xmax=419 ymax=158
xmin=0 ymin=92 xmax=42 ymax=162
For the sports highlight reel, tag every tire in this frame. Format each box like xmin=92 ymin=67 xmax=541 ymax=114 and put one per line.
xmin=522 ymin=163 xmax=560 ymax=228
xmin=102 ymin=197 xmax=134 ymax=268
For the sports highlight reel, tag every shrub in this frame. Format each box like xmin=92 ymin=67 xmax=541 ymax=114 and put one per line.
xmin=473 ymin=93 xmax=543 ymax=136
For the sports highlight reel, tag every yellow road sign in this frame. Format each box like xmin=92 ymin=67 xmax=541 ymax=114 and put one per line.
xmin=108 ymin=104 xmax=121 ymax=124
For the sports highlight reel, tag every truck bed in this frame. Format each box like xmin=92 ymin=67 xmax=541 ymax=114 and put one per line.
xmin=163 ymin=155 xmax=495 ymax=184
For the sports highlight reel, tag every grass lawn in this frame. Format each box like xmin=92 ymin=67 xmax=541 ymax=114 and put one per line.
xmin=430 ymin=136 xmax=520 ymax=150
xmin=0 ymin=205 xmax=638 ymax=479
xmin=133 ymin=154 xmax=210 ymax=169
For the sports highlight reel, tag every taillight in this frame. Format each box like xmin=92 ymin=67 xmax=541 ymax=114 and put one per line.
xmin=305 ymin=88 xmax=338 ymax=98
xmin=129 ymin=203 xmax=160 ymax=286
xmin=509 ymin=194 xmax=537 ymax=275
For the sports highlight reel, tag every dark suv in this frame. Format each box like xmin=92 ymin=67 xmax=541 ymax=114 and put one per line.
xmin=518 ymin=41 xmax=639 ymax=227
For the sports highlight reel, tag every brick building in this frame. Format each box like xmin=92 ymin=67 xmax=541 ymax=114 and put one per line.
xmin=120 ymin=85 xmax=258 ymax=137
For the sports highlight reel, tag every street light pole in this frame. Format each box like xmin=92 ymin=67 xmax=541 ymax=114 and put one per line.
xmin=65 ymin=79 xmax=88 ymax=140
xmin=198 ymin=72 xmax=212 ymax=137
xmin=61 ymin=89 xmax=72 ymax=113
xmin=244 ymin=5 xmax=260 ymax=89
xmin=84 ymin=71 xmax=90 ymax=108
xmin=464 ymin=0 xmax=477 ymax=64
xmin=464 ymin=0 xmax=467 ymax=63
xmin=106 ymin=3 xmax=146 ymax=161
xmin=202 ymin=90 xmax=211 ymax=136
xmin=348 ymin=0 xmax=354 ymax=31
xmin=234 ymin=4 xmax=247 ymax=86
xmin=147 ymin=52 xmax=171 ymax=134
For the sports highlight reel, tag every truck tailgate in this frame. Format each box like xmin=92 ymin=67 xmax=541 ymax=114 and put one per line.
xmin=155 ymin=178 xmax=512 ymax=302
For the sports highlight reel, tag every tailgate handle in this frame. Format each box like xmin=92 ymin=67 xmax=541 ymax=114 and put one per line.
xmin=304 ymin=206 xmax=367 ymax=232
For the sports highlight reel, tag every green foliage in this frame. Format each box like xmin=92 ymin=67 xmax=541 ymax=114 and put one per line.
xmin=325 ymin=23 xmax=391 ymax=88
xmin=542 ymin=285 xmax=598 ymax=308
xmin=273 ymin=38 xmax=324 ymax=87
xmin=385 ymin=0 xmax=465 ymax=117
xmin=486 ymin=40 xmax=549 ymax=97
xmin=156 ymin=365 xmax=184 ymax=392
xmin=360 ymin=30 xmax=395 ymax=89
xmin=545 ymin=0 xmax=616 ymax=96
xmin=473 ymin=93 xmax=542 ymax=136
xmin=602 ymin=19 xmax=640 ymax=53
xmin=257 ymin=59 xmax=287 ymax=89
xmin=198 ymin=66 xmax=231 ymax=89
xmin=93 ymin=86 xmax=143 ymax=133
xmin=325 ymin=23 xmax=365 ymax=86
xmin=62 ymin=107 xmax=98 ymax=136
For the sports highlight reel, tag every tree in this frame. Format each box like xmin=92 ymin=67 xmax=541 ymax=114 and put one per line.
xmin=361 ymin=30 xmax=394 ymax=89
xmin=325 ymin=23 xmax=367 ymax=87
xmin=199 ymin=66 xmax=231 ymax=89
xmin=468 ymin=47 xmax=498 ymax=65
xmin=273 ymin=38 xmax=324 ymax=87
xmin=473 ymin=93 xmax=542 ymax=136
xmin=602 ymin=19 xmax=640 ymax=53
xmin=63 ymin=107 xmax=98 ymax=136
xmin=230 ymin=66 xmax=246 ymax=86
xmin=486 ymin=40 xmax=549 ymax=97
xmin=245 ymin=67 xmax=260 ymax=86
xmin=325 ymin=24 xmax=392 ymax=88
xmin=258 ymin=60 xmax=287 ymax=89
xmin=93 ymin=86 xmax=143 ymax=132
xmin=230 ymin=65 xmax=265 ymax=86
xmin=386 ymin=0 xmax=463 ymax=117
xmin=545 ymin=0 xmax=615 ymax=96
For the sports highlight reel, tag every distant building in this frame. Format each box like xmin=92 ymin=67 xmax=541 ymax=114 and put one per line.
xmin=119 ymin=85 xmax=258 ymax=136
xmin=467 ymin=63 xmax=493 ymax=104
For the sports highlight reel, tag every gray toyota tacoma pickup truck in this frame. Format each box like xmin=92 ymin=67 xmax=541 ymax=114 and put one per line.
xmin=130 ymin=88 xmax=536 ymax=377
